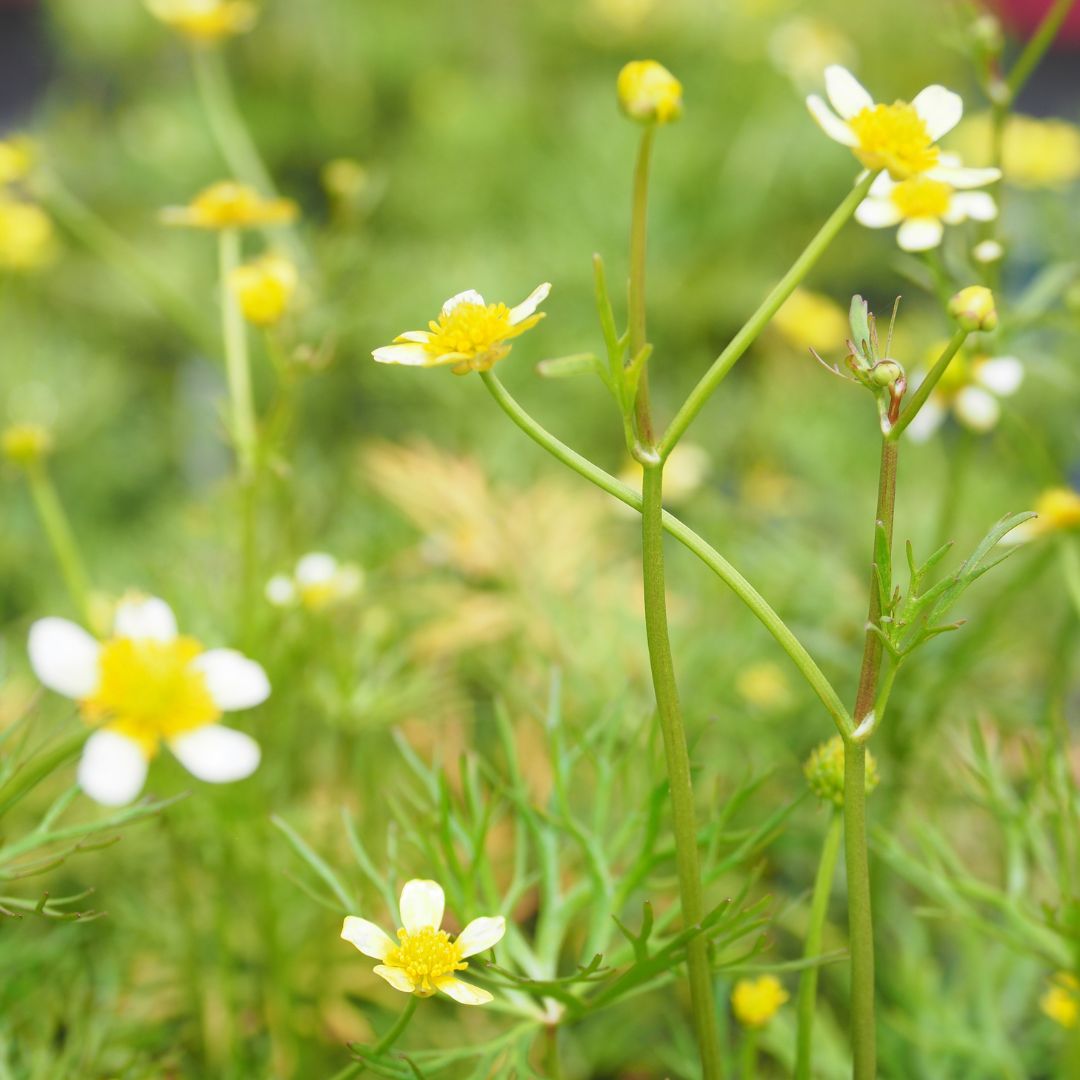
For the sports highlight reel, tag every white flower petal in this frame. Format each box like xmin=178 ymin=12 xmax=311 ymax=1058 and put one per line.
xmin=806 ymin=95 xmax=858 ymax=146
xmin=927 ymin=164 xmax=1001 ymax=189
xmin=28 ymin=618 xmax=101 ymax=699
xmin=295 ymin=552 xmax=338 ymax=586
xmin=77 ymin=730 xmax=148 ymax=807
xmin=508 ymin=282 xmax=551 ymax=324
xmin=954 ymin=385 xmax=1001 ymax=431
xmin=169 ymin=724 xmax=261 ymax=783
xmin=904 ymin=399 xmax=946 ymax=442
xmin=399 ymin=879 xmax=444 ymax=933
xmin=112 ymin=595 xmax=178 ymax=642
xmin=824 ymin=65 xmax=873 ymax=119
xmin=373 ymin=965 xmax=416 ymax=994
xmin=341 ymin=916 xmax=395 ymax=960
xmin=868 ymin=171 xmax=897 ymax=197
xmin=896 ymin=216 xmax=944 ymax=252
xmin=436 ymin=976 xmax=493 ymax=1006
xmin=975 ymin=356 xmax=1023 ymax=396
xmin=855 ymin=197 xmax=903 ymax=228
xmin=265 ymin=575 xmax=297 ymax=606
xmin=456 ymin=916 xmax=506 ymax=958
xmin=192 ymin=649 xmax=270 ymax=710
xmin=947 ymin=191 xmax=997 ymax=223
xmin=395 ymin=330 xmax=432 ymax=344
xmin=441 ymin=289 xmax=484 ymax=315
xmin=373 ymin=343 xmax=432 ymax=367
xmin=911 ymin=84 xmax=963 ymax=140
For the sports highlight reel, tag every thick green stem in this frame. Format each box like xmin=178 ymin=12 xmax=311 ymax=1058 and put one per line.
xmin=641 ymin=466 xmax=722 ymax=1079
xmin=795 ymin=810 xmax=843 ymax=1080
xmin=25 ymin=461 xmax=94 ymax=628
xmin=329 ymin=996 xmax=419 ymax=1080
xmin=478 ymin=371 xmax=852 ymax=736
xmin=659 ymin=171 xmax=876 ymax=458
xmin=629 ymin=126 xmax=657 ymax=446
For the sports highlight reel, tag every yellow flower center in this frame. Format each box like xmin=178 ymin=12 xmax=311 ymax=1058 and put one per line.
xmin=889 ymin=176 xmax=951 ymax=219
xmin=384 ymin=926 xmax=466 ymax=996
xmin=849 ymin=102 xmax=939 ymax=178
xmin=1034 ymin=488 xmax=1080 ymax=533
xmin=425 ymin=302 xmax=518 ymax=372
xmin=81 ymin=636 xmax=220 ymax=755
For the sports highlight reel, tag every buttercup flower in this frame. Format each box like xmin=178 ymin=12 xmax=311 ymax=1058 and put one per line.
xmin=2 ymin=422 xmax=52 ymax=466
xmin=1040 ymin=972 xmax=1079 ymax=1029
xmin=265 ymin=552 xmax=362 ymax=610
xmin=341 ymin=879 xmax=505 ymax=1005
xmin=1004 ymin=488 xmax=1080 ymax=545
xmin=373 ymin=284 xmax=551 ymax=375
xmin=28 ymin=594 xmax=268 ymax=805
xmin=804 ymin=736 xmax=879 ymax=808
xmin=230 ymin=252 xmax=298 ymax=326
xmin=732 ymin=975 xmax=789 ymax=1028
xmin=0 ymin=197 xmax=55 ymax=270
xmin=807 ymin=65 xmax=968 ymax=180
xmin=855 ymin=155 xmax=1000 ymax=251
xmin=162 ymin=181 xmax=298 ymax=230
xmin=146 ymin=0 xmax=257 ymax=43
xmin=904 ymin=346 xmax=1021 ymax=441
xmin=616 ymin=60 xmax=683 ymax=124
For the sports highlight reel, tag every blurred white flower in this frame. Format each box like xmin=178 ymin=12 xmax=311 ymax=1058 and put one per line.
xmin=972 ymin=239 xmax=1004 ymax=264
xmin=28 ymin=594 xmax=267 ymax=805
xmin=905 ymin=349 xmax=1023 ymax=440
xmin=265 ymin=552 xmax=363 ymax=611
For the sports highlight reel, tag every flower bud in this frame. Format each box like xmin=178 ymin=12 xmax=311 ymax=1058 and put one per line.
xmin=804 ymin=735 xmax=879 ymax=808
xmin=616 ymin=60 xmax=683 ymax=125
xmin=870 ymin=359 xmax=904 ymax=388
xmin=2 ymin=422 xmax=52 ymax=466
xmin=948 ymin=285 xmax=998 ymax=332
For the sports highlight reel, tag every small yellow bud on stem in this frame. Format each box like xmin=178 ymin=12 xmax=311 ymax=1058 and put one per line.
xmin=948 ymin=286 xmax=998 ymax=332
xmin=2 ymin=422 xmax=53 ymax=466
xmin=617 ymin=60 xmax=683 ymax=125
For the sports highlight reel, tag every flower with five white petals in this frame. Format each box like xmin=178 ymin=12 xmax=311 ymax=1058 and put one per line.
xmin=265 ymin=552 xmax=363 ymax=611
xmin=373 ymin=284 xmax=551 ymax=375
xmin=28 ymin=594 xmax=268 ymax=806
xmin=807 ymin=65 xmax=974 ymax=181
xmin=341 ymin=879 xmax=505 ymax=1005
xmin=854 ymin=154 xmax=1001 ymax=251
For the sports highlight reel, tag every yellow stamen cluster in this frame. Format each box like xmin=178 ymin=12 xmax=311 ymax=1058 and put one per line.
xmin=425 ymin=301 xmax=540 ymax=374
xmin=804 ymin=736 xmax=879 ymax=808
xmin=146 ymin=0 xmax=257 ymax=43
xmin=849 ymin=102 xmax=938 ymax=179
xmin=81 ymin=637 xmax=220 ymax=754
xmin=230 ymin=252 xmax=298 ymax=326
xmin=616 ymin=60 xmax=683 ymax=125
xmin=890 ymin=176 xmax=952 ymax=219
xmin=162 ymin=181 xmax=298 ymax=231
xmin=731 ymin=975 xmax=789 ymax=1029
xmin=384 ymin=926 xmax=467 ymax=996
xmin=2 ymin=422 xmax=52 ymax=466
xmin=1040 ymin=972 xmax=1079 ymax=1029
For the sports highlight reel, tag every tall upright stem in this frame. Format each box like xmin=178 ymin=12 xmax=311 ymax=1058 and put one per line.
xmin=629 ymin=126 xmax=656 ymax=446
xmin=844 ymin=437 xmax=898 ymax=1079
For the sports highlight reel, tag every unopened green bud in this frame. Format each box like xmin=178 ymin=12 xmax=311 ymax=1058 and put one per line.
xmin=948 ymin=286 xmax=998 ymax=332
xmin=870 ymin=359 xmax=904 ymax=388
xmin=804 ymin=736 xmax=879 ymax=808
xmin=2 ymin=422 xmax=52 ymax=466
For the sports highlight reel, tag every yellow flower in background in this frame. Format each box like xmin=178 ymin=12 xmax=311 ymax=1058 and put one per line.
xmin=1040 ymin=972 xmax=1079 ymax=1028
xmin=736 ymin=661 xmax=793 ymax=711
xmin=162 ymin=181 xmax=297 ymax=230
xmin=616 ymin=60 xmax=683 ymax=125
xmin=29 ymin=594 xmax=268 ymax=805
xmin=265 ymin=552 xmax=363 ymax=611
xmin=807 ymin=65 xmax=972 ymax=180
xmin=0 ymin=135 xmax=36 ymax=185
xmin=771 ymin=288 xmax=848 ymax=353
xmin=951 ymin=114 xmax=1080 ymax=189
xmin=2 ymin=422 xmax=52 ymax=466
xmin=0 ymin=198 xmax=55 ymax=270
xmin=321 ymin=157 xmax=368 ymax=202
xmin=804 ymin=736 xmax=879 ymax=808
xmin=948 ymin=285 xmax=998 ymax=333
xmin=146 ymin=0 xmax=257 ymax=43
xmin=341 ymin=879 xmax=505 ymax=1005
xmin=732 ymin=976 xmax=789 ymax=1028
xmin=619 ymin=442 xmax=709 ymax=505
xmin=768 ymin=17 xmax=855 ymax=90
xmin=1004 ymin=488 xmax=1080 ymax=545
xmin=373 ymin=284 xmax=551 ymax=375
xmin=230 ymin=252 xmax=298 ymax=326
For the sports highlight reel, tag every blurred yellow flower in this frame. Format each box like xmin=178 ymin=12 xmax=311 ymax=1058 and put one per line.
xmin=1040 ymin=972 xmax=1079 ymax=1029
xmin=619 ymin=442 xmax=709 ymax=505
xmin=804 ymin=735 xmax=879 ymax=808
xmin=321 ymin=157 xmax=369 ymax=202
xmin=736 ymin=661 xmax=793 ymax=710
xmin=948 ymin=285 xmax=998 ymax=332
xmin=146 ymin=0 xmax=257 ymax=42
xmin=230 ymin=252 xmax=298 ymax=326
xmin=771 ymin=288 xmax=847 ymax=352
xmin=617 ymin=60 xmax=683 ymax=125
xmin=373 ymin=284 xmax=550 ymax=375
xmin=732 ymin=975 xmax=789 ymax=1028
xmin=0 ymin=198 xmax=54 ymax=270
xmin=1004 ymin=488 xmax=1080 ymax=545
xmin=808 ymin=66 xmax=972 ymax=181
xmin=0 ymin=135 xmax=36 ymax=185
xmin=341 ymin=879 xmax=504 ymax=1005
xmin=951 ymin=114 xmax=1080 ymax=189
xmin=162 ymin=181 xmax=297 ymax=230
xmin=265 ymin=552 xmax=362 ymax=611
xmin=2 ymin=422 xmax=52 ymax=466
xmin=768 ymin=18 xmax=854 ymax=90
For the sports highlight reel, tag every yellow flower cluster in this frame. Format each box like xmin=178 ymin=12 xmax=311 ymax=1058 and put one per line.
xmin=146 ymin=0 xmax=257 ymax=43
xmin=0 ymin=135 xmax=54 ymax=271
xmin=731 ymin=975 xmax=789 ymax=1028
xmin=162 ymin=181 xmax=298 ymax=230
xmin=804 ymin=736 xmax=879 ymax=808
xmin=230 ymin=252 xmax=298 ymax=327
